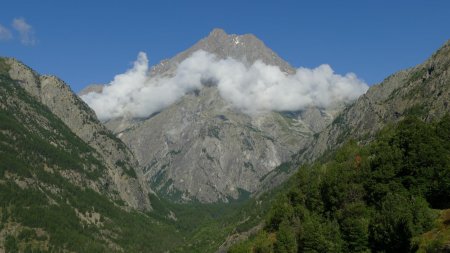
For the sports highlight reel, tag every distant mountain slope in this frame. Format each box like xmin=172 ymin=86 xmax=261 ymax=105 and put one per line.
xmin=4 ymin=58 xmax=150 ymax=210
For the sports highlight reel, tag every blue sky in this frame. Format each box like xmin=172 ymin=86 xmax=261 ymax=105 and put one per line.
xmin=1 ymin=0 xmax=449 ymax=92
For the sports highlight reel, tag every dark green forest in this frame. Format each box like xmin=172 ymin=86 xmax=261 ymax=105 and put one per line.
xmin=229 ymin=116 xmax=450 ymax=253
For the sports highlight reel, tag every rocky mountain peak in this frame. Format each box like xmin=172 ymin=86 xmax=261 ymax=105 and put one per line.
xmin=78 ymin=29 xmax=366 ymax=203
xmin=203 ymin=28 xmax=260 ymax=50
xmin=80 ymin=28 xmax=296 ymax=97
xmin=150 ymin=28 xmax=295 ymax=76
xmin=95 ymin=29 xmax=335 ymax=203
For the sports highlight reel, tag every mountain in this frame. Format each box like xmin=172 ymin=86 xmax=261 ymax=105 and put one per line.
xmin=86 ymin=29 xmax=338 ymax=202
xmin=3 ymin=58 xmax=151 ymax=210
xmin=302 ymin=39 xmax=450 ymax=162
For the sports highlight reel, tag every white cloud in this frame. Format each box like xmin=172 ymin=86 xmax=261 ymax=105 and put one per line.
xmin=12 ymin=18 xmax=36 ymax=45
xmin=0 ymin=24 xmax=12 ymax=41
xmin=81 ymin=50 xmax=368 ymax=121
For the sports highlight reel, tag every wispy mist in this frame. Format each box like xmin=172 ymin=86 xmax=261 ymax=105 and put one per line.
xmin=81 ymin=51 xmax=368 ymax=121
xmin=12 ymin=18 xmax=36 ymax=45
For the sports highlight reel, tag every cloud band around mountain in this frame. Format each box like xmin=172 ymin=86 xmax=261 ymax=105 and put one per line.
xmin=81 ymin=51 xmax=369 ymax=121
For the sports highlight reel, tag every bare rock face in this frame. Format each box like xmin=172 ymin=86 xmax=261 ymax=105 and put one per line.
xmin=110 ymin=87 xmax=318 ymax=202
xmin=99 ymin=29 xmax=336 ymax=202
xmin=5 ymin=58 xmax=151 ymax=210
xmin=150 ymin=28 xmax=295 ymax=77
xmin=302 ymin=40 xmax=450 ymax=161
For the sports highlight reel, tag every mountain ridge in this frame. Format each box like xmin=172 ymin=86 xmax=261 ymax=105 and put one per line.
xmin=301 ymin=39 xmax=450 ymax=162
xmin=3 ymin=57 xmax=151 ymax=210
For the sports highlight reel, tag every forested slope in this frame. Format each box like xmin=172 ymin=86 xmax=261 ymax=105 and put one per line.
xmin=230 ymin=116 xmax=450 ymax=252
xmin=0 ymin=59 xmax=184 ymax=252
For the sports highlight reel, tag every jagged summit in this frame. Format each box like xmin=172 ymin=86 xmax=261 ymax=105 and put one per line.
xmin=150 ymin=28 xmax=295 ymax=76
xmin=205 ymin=28 xmax=258 ymax=44
xmin=79 ymin=28 xmax=295 ymax=96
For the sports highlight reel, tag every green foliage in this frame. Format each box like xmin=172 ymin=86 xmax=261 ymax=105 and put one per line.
xmin=414 ymin=209 xmax=450 ymax=253
xmin=266 ymin=198 xmax=294 ymax=231
xmin=368 ymin=193 xmax=434 ymax=253
xmin=274 ymin=222 xmax=297 ymax=253
xmin=367 ymin=116 xmax=450 ymax=208
xmin=115 ymin=159 xmax=137 ymax=178
xmin=404 ymin=104 xmax=427 ymax=117
xmin=300 ymin=214 xmax=344 ymax=253
xmin=252 ymin=231 xmax=274 ymax=253
xmin=408 ymin=67 xmax=427 ymax=83
xmin=208 ymin=125 xmax=221 ymax=139
xmin=5 ymin=235 xmax=18 ymax=253
xmin=0 ymin=58 xmax=11 ymax=76
xmin=229 ymin=231 xmax=275 ymax=253
xmin=0 ymin=75 xmax=105 ymax=181
xmin=229 ymin=240 xmax=253 ymax=253
xmin=233 ymin=116 xmax=450 ymax=253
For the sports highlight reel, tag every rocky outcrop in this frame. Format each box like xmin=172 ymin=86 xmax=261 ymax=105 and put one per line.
xmin=4 ymin=58 xmax=151 ymax=210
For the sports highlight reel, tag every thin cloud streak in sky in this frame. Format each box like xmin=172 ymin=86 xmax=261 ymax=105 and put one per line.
xmin=0 ymin=24 xmax=12 ymax=41
xmin=81 ymin=51 xmax=369 ymax=121
xmin=12 ymin=18 xmax=36 ymax=45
